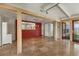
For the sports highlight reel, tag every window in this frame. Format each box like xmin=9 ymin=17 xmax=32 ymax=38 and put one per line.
xmin=22 ymin=22 xmax=36 ymax=30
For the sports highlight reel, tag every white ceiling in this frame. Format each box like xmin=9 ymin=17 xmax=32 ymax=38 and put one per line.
xmin=1 ymin=3 xmax=79 ymax=22
xmin=0 ymin=8 xmax=49 ymax=23
xmin=62 ymin=3 xmax=79 ymax=16
xmin=8 ymin=3 xmax=79 ymax=20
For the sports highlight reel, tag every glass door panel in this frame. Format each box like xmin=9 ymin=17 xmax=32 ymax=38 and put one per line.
xmin=62 ymin=21 xmax=70 ymax=40
xmin=74 ymin=21 xmax=79 ymax=42
xmin=62 ymin=22 xmax=66 ymax=39
xmin=65 ymin=21 xmax=70 ymax=39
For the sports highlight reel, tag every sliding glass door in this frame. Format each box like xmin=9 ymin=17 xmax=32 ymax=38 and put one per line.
xmin=73 ymin=20 xmax=79 ymax=42
xmin=62 ymin=21 xmax=70 ymax=40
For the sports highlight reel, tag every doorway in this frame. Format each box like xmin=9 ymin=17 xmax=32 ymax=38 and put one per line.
xmin=62 ymin=21 xmax=70 ymax=40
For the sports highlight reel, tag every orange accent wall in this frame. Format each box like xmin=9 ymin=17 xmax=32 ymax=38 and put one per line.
xmin=22 ymin=22 xmax=42 ymax=39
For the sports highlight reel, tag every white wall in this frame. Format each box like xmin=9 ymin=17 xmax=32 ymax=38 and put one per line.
xmin=45 ymin=23 xmax=49 ymax=36
xmin=0 ymin=9 xmax=16 ymax=41
xmin=50 ymin=24 xmax=53 ymax=36
xmin=1 ymin=16 xmax=16 ymax=41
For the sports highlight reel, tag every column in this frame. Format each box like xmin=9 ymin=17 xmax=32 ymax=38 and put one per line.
xmin=0 ymin=16 xmax=2 ymax=46
xmin=55 ymin=21 xmax=58 ymax=40
xmin=16 ymin=12 xmax=22 ymax=54
xmin=53 ymin=21 xmax=55 ymax=40
xmin=70 ymin=17 xmax=74 ymax=42
xmin=42 ymin=23 xmax=45 ymax=37
xmin=59 ymin=21 xmax=63 ymax=40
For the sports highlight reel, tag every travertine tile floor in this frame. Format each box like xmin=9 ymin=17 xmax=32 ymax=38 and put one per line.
xmin=0 ymin=37 xmax=79 ymax=56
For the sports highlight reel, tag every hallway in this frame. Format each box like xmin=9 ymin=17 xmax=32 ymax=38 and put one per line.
xmin=0 ymin=37 xmax=79 ymax=56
